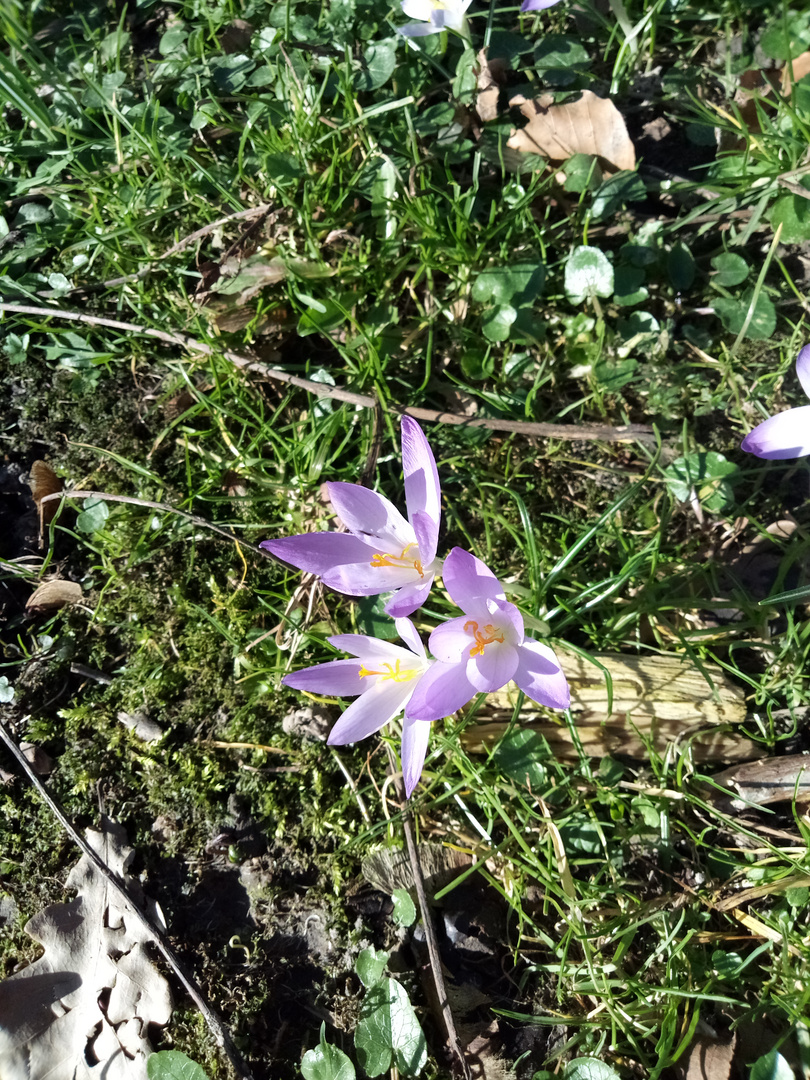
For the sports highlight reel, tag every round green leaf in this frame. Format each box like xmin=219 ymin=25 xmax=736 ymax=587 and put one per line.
xmin=713 ymin=291 xmax=776 ymax=340
xmin=356 ymin=946 xmax=389 ymax=988
xmin=147 ymin=1051 xmax=208 ymax=1080
xmin=750 ymin=1051 xmax=795 ymax=1080
xmin=76 ymin=497 xmax=110 ymax=534
xmin=710 ymin=252 xmax=749 ymax=287
xmin=354 ymin=39 xmax=398 ymax=91
xmin=563 ymin=1058 xmax=621 ymax=1080
xmin=482 ymin=304 xmax=518 ymax=342
xmin=391 ymin=889 xmax=417 ymax=927
xmin=302 ymin=1027 xmax=356 ymax=1080
xmin=0 ymin=676 xmax=14 ymax=704
xmin=667 ymin=242 xmax=695 ymax=291
xmin=613 ymin=265 xmax=647 ymax=307
xmin=594 ymin=356 xmax=638 ymax=390
xmin=533 ymin=35 xmax=590 ymax=70
xmin=564 ymin=246 xmax=614 ymax=304
xmin=770 ymin=193 xmax=810 ymax=243
xmin=472 ymin=263 xmax=545 ymax=305
xmin=355 ymin=979 xmax=427 ymax=1078
xmin=493 ymin=729 xmax=547 ymax=789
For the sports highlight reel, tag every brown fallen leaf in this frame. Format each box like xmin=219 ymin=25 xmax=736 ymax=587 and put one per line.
xmin=507 ymin=90 xmax=636 ymax=173
xmin=218 ymin=18 xmax=254 ymax=54
xmin=781 ymin=51 xmax=810 ymax=94
xmin=475 ymin=49 xmax=508 ymax=124
xmin=28 ymin=459 xmax=62 ymax=536
xmin=676 ymin=1032 xmax=736 ymax=1080
xmin=26 ymin=579 xmax=83 ymax=611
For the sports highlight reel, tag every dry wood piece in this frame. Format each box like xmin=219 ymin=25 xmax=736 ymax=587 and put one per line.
xmin=709 ymin=755 xmax=810 ymax=808
xmin=0 ymin=819 xmax=172 ymax=1080
xmin=507 ymin=90 xmax=636 ymax=173
xmin=463 ymin=649 xmax=757 ymax=763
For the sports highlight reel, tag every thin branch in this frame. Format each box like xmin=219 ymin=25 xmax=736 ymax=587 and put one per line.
xmin=0 ymin=303 xmax=655 ymax=444
xmin=0 ymin=718 xmax=256 ymax=1080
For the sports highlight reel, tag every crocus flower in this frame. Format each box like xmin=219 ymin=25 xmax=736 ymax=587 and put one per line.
xmin=405 ymin=547 xmax=570 ymax=722
xmin=262 ymin=416 xmax=442 ymax=617
xmin=520 ymin=0 xmax=561 ymax=11
xmin=741 ymin=344 xmax=810 ymax=460
xmin=284 ymin=618 xmax=437 ymax=797
xmin=397 ymin=0 xmax=473 ymax=38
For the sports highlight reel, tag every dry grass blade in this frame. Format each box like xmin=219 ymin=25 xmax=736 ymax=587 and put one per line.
xmin=507 ymin=90 xmax=636 ymax=173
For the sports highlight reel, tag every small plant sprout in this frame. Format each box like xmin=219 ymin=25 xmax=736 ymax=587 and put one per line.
xmin=742 ymin=344 xmax=810 ymax=459
xmin=405 ymin=548 xmax=570 ymax=721
xmin=262 ymin=417 xmax=441 ymax=617
xmin=397 ymin=0 xmax=474 ymax=39
xmin=283 ymin=618 xmax=439 ymax=797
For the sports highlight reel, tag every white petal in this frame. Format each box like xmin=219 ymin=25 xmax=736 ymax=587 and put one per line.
xmin=395 ymin=617 xmax=427 ymax=659
xmin=401 ymin=715 xmax=432 ymax=798
xmin=327 ymin=679 xmax=412 ymax=744
xmin=796 ymin=344 xmax=810 ymax=400
xmin=741 ymin=405 xmax=810 ymax=460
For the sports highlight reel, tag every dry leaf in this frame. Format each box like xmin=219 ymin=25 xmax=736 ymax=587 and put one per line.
xmin=463 ymin=649 xmax=758 ymax=763
xmin=28 ymin=459 xmax=62 ymax=532
xmin=475 ymin=49 xmax=508 ymax=124
xmin=362 ymin=843 xmax=470 ymax=897
xmin=677 ymin=1033 xmax=736 ymax=1080
xmin=0 ymin=818 xmax=172 ymax=1080
xmin=507 ymin=90 xmax=636 ymax=173
xmin=781 ymin=51 xmax=810 ymax=94
xmin=26 ymin=579 xmax=83 ymax=611
xmin=218 ymin=18 xmax=254 ymax=54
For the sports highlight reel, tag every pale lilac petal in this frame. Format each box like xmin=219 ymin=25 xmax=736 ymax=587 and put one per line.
xmin=401 ymin=714 xmax=432 ymax=798
xmin=513 ymin=638 xmax=570 ymax=709
xmin=324 ymin=559 xmax=420 ymax=596
xmin=468 ymin=642 xmax=519 ymax=692
xmin=796 ymin=344 xmax=810 ymax=400
xmin=385 ymin=576 xmax=434 ymax=618
xmin=521 ymin=0 xmax=561 ymax=10
xmin=262 ymin=532 xmax=373 ymax=574
xmin=328 ymin=679 xmax=412 ymax=744
xmin=284 ymin=658 xmax=363 ymax=696
xmin=487 ymin=598 xmax=525 ymax=646
xmin=400 ymin=0 xmax=435 ymax=19
xmin=411 ymin=509 xmax=439 ymax=569
xmin=327 ymin=482 xmax=413 ymax=552
xmin=397 ymin=22 xmax=441 ymax=36
xmin=328 ymin=634 xmax=416 ymax=665
xmin=442 ymin=547 xmax=506 ymax=610
xmin=395 ymin=617 xmax=427 ymax=659
xmin=429 ymin=615 xmax=477 ymax=663
xmin=405 ymin=660 xmax=476 ymax=721
xmin=741 ymin=405 xmax=810 ymax=459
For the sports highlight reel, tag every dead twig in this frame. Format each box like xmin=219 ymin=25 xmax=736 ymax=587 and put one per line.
xmin=0 ymin=718 xmax=257 ymax=1080
xmin=0 ymin=303 xmax=655 ymax=445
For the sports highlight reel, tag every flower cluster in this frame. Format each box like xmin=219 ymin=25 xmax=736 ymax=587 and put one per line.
xmin=262 ymin=418 xmax=569 ymax=797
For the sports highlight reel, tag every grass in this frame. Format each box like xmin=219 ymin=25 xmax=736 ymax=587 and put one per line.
xmin=2 ymin=0 xmax=810 ymax=1077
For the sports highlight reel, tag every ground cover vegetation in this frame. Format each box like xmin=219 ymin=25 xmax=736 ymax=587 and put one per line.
xmin=1 ymin=0 xmax=810 ymax=1076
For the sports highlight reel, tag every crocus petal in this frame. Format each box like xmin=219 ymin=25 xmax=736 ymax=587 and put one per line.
xmin=385 ymin=577 xmax=434 ymax=618
xmin=520 ymin=0 xmax=561 ymax=10
xmin=741 ymin=405 xmax=810 ymax=459
xmin=468 ymin=641 xmax=519 ymax=693
xmin=262 ymin=532 xmax=374 ymax=575
xmin=513 ymin=638 xmax=570 ymax=710
xmin=429 ymin=615 xmax=477 ymax=663
xmin=401 ymin=715 xmax=432 ymax=798
xmin=405 ymin=660 xmax=477 ymax=721
xmin=328 ymin=634 xmax=418 ymax=666
xmin=487 ymin=597 xmax=525 ymax=646
xmin=324 ymin=559 xmax=421 ymax=596
xmin=411 ymin=509 xmax=439 ymax=570
xmin=327 ymin=482 xmax=413 ymax=553
xmin=397 ymin=22 xmax=442 ymax=35
xmin=400 ymin=0 xmax=436 ymax=19
xmin=796 ymin=344 xmax=810 ymax=400
xmin=328 ymin=678 xmax=413 ymax=745
xmin=284 ymin=658 xmax=363 ymax=697
xmin=442 ymin=547 xmax=506 ymax=610
xmin=395 ymin=617 xmax=427 ymax=659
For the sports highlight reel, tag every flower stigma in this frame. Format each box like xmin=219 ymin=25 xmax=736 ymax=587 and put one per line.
xmin=358 ymin=659 xmax=419 ymax=683
xmin=370 ymin=543 xmax=425 ymax=578
xmin=464 ymin=620 xmax=504 ymax=658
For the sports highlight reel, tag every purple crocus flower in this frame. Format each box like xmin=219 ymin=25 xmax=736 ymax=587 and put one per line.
xmin=397 ymin=0 xmax=473 ymax=38
xmin=405 ymin=547 xmax=570 ymax=722
xmin=262 ymin=417 xmax=442 ymax=617
xmin=284 ymin=618 xmax=436 ymax=797
xmin=520 ymin=0 xmax=561 ymax=10
xmin=742 ymin=344 xmax=810 ymax=460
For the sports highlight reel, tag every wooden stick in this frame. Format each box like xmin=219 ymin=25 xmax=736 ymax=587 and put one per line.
xmin=0 ymin=304 xmax=655 ymax=445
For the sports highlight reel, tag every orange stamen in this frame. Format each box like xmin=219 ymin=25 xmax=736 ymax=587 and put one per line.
xmin=464 ymin=620 xmax=504 ymax=658
xmin=358 ymin=660 xmax=418 ymax=683
xmin=370 ymin=543 xmax=424 ymax=578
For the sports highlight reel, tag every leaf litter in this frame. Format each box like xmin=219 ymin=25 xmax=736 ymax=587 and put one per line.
xmin=0 ymin=818 xmax=172 ymax=1080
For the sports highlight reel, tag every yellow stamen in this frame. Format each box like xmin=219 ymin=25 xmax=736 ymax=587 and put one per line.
xmin=464 ymin=620 xmax=504 ymax=658
xmin=358 ymin=659 xmax=418 ymax=683
xmin=370 ymin=543 xmax=424 ymax=578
